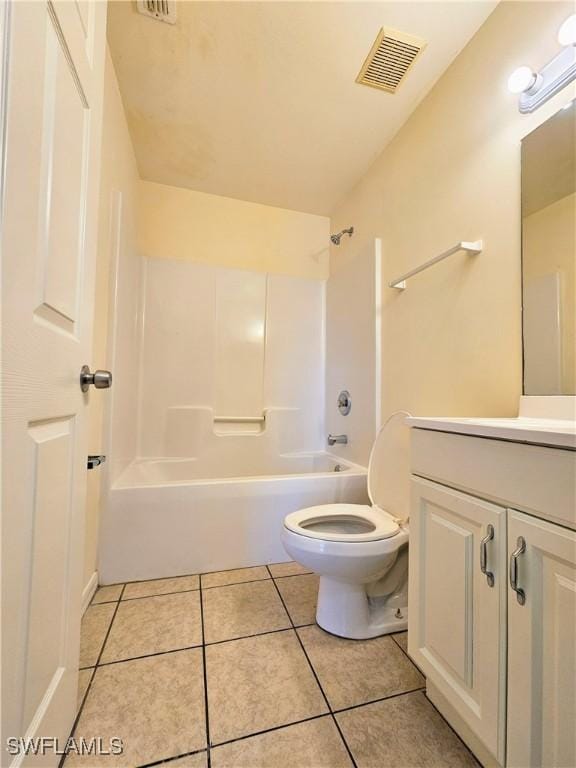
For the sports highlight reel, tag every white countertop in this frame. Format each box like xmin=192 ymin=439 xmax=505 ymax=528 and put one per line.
xmin=406 ymin=416 xmax=576 ymax=449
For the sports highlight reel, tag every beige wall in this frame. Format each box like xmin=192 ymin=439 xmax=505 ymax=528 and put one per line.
xmin=137 ymin=180 xmax=330 ymax=280
xmin=84 ymin=49 xmax=140 ymax=592
xmin=330 ymin=1 xmax=575 ymax=420
xmin=523 ymin=192 xmax=576 ymax=393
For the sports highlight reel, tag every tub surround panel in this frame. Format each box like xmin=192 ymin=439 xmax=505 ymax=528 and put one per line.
xmin=138 ymin=259 xmax=217 ymax=460
xmin=214 ymin=269 xmax=267 ymax=418
xmin=264 ymin=274 xmax=325 ymax=451
xmin=136 ymin=259 xmax=324 ymax=461
xmin=160 ymin=408 xmax=323 ymax=465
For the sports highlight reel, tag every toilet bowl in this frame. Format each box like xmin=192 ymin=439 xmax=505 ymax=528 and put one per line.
xmin=282 ymin=411 xmax=411 ymax=639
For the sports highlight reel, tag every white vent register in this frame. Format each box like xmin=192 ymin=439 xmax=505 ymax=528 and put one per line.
xmin=137 ymin=0 xmax=177 ymax=25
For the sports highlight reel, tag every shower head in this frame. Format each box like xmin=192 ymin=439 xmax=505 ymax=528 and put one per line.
xmin=330 ymin=227 xmax=354 ymax=245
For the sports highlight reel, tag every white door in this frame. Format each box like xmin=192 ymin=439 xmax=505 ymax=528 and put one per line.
xmin=1 ymin=2 xmax=106 ymax=765
xmin=408 ymin=477 xmax=507 ymax=763
xmin=507 ymin=509 xmax=576 ymax=768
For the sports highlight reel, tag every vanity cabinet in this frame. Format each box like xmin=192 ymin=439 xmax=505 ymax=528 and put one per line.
xmin=409 ymin=478 xmax=506 ymax=757
xmin=408 ymin=427 xmax=576 ymax=768
xmin=409 ymin=478 xmax=507 ymax=763
xmin=507 ymin=510 xmax=576 ymax=768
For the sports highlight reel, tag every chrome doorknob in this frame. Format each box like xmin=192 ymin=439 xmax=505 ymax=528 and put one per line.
xmin=80 ymin=365 xmax=112 ymax=393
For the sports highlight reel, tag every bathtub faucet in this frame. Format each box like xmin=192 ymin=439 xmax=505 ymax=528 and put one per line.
xmin=328 ymin=434 xmax=348 ymax=446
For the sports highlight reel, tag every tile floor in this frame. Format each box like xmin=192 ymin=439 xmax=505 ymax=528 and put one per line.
xmin=71 ymin=562 xmax=479 ymax=768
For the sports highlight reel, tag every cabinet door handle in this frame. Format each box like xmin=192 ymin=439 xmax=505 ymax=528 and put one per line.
xmin=480 ymin=524 xmax=495 ymax=587
xmin=509 ymin=536 xmax=526 ymax=606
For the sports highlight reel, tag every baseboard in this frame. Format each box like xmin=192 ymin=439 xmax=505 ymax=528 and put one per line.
xmin=81 ymin=571 xmax=98 ymax=615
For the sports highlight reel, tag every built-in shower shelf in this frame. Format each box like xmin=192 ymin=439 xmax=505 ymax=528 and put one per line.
xmin=213 ymin=414 xmax=266 ymax=435
xmin=213 ymin=416 xmax=265 ymax=423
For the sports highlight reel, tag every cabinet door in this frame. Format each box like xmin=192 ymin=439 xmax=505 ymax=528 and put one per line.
xmin=507 ymin=510 xmax=576 ymax=768
xmin=409 ymin=477 xmax=507 ymax=763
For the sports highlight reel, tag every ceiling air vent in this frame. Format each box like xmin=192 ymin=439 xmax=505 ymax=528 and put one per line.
xmin=136 ymin=0 xmax=177 ymax=25
xmin=356 ymin=27 xmax=426 ymax=93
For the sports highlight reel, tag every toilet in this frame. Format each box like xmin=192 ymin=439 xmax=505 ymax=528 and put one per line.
xmin=282 ymin=411 xmax=411 ymax=640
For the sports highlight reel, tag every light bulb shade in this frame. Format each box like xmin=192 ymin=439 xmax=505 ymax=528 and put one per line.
xmin=558 ymin=14 xmax=576 ymax=46
xmin=508 ymin=66 xmax=537 ymax=94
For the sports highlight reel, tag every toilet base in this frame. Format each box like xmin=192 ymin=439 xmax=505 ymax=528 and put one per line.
xmin=316 ymin=576 xmax=408 ymax=640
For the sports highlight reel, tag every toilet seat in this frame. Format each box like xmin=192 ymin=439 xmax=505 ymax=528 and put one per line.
xmin=284 ymin=504 xmax=400 ymax=543
xmin=281 ymin=412 xmax=412 ymax=639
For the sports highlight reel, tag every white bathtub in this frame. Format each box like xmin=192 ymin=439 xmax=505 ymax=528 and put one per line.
xmin=99 ymin=452 xmax=368 ymax=583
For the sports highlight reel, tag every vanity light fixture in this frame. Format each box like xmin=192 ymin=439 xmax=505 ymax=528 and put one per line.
xmin=508 ymin=13 xmax=576 ymax=112
xmin=507 ymin=66 xmax=541 ymax=95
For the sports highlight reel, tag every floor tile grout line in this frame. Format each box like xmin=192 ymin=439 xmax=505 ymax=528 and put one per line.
xmin=201 ymin=576 xmax=271 ymax=590
xmin=205 ymin=623 xmax=294 ymax=647
xmin=76 ymin=571 xmax=453 ymax=767
xmin=424 ymin=692 xmax=483 ymax=766
xmin=390 ymin=631 xmax=426 ymax=676
xmin=137 ymin=747 xmax=208 ymax=768
xmin=121 ymin=587 xmax=201 ymax=602
xmin=59 ymin=585 xmax=127 ymax=768
xmin=93 ymin=562 xmax=307 ymax=593
xmin=119 ymin=560 xmax=306 ymax=587
xmin=119 ymin=563 xmax=270 ymax=591
xmin=74 ymin=667 xmax=96 ymax=721
xmin=208 ymin=712 xmax=330 ymax=750
xmin=332 ymin=686 xmax=427 ymax=715
xmin=124 ymin=562 xmax=278 ymax=589
xmin=79 ymin=572 xmax=428 ymax=766
xmin=133 ymin=686 xmax=447 ymax=763
xmin=204 ymin=685 xmax=430 ymax=751
xmin=90 ymin=598 xmax=121 ymax=606
xmin=92 ymin=582 xmax=126 ymax=668
xmin=198 ymin=573 xmax=212 ymax=767
xmin=271 ymin=571 xmax=314 ymax=580
xmin=93 ymin=564 xmax=309 ymax=603
xmin=266 ymin=565 xmax=358 ymax=768
xmin=120 ymin=578 xmax=276 ymax=602
xmin=84 ymin=623 xmax=320 ymax=670
xmin=96 ymin=644 xmax=204 ymax=667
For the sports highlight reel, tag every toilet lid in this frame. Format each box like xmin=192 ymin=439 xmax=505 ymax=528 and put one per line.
xmin=367 ymin=411 xmax=412 ymax=523
xmin=284 ymin=504 xmax=400 ymax=542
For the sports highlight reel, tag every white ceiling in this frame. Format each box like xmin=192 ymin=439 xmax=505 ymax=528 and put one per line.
xmin=108 ymin=1 xmax=498 ymax=215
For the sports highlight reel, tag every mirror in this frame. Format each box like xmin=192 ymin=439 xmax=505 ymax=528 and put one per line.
xmin=521 ymin=102 xmax=576 ymax=395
